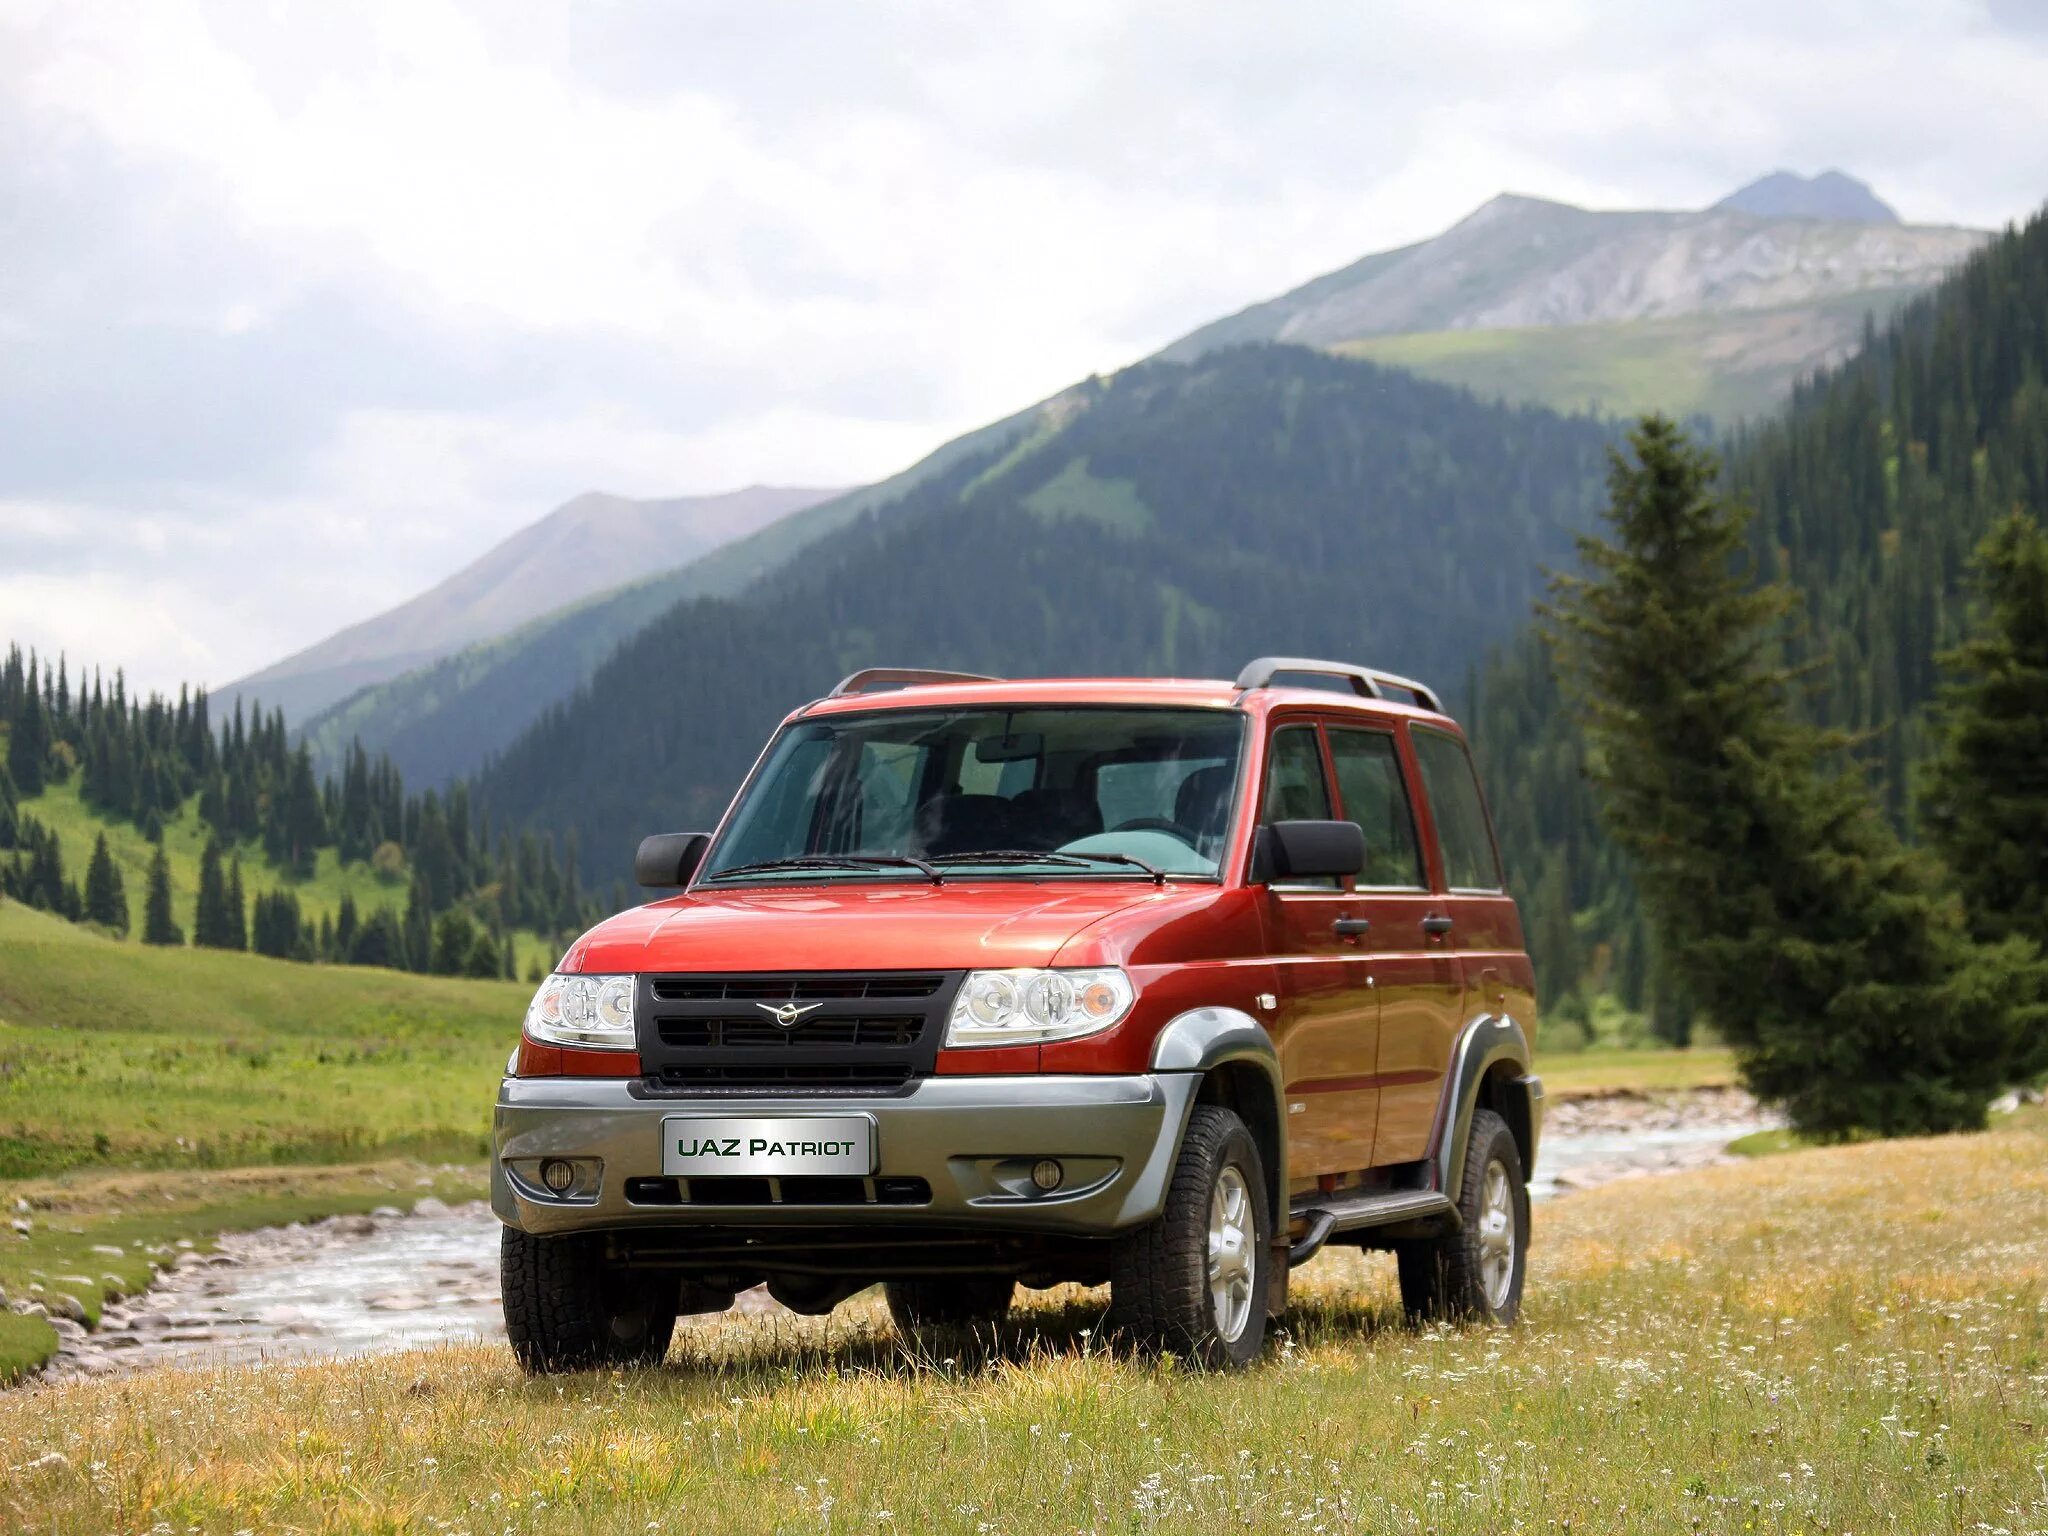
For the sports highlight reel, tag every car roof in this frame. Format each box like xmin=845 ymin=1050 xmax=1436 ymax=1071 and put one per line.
xmin=796 ymin=676 xmax=1452 ymax=724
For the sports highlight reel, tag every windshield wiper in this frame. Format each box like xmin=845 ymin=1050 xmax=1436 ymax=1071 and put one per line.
xmin=926 ymin=849 xmax=1169 ymax=885
xmin=703 ymin=853 xmax=943 ymax=884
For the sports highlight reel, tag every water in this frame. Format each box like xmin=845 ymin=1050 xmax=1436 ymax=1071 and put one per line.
xmin=46 ymin=1112 xmax=1767 ymax=1380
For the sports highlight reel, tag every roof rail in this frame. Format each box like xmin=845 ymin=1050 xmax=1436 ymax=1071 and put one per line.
xmin=828 ymin=667 xmax=1003 ymax=698
xmin=1233 ymin=656 xmax=1444 ymax=714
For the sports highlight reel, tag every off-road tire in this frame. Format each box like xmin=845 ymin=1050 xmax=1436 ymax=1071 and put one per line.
xmin=885 ymin=1276 xmax=1015 ymax=1349
xmin=1106 ymin=1104 xmax=1271 ymax=1368
xmin=501 ymin=1226 xmax=678 ymax=1373
xmin=1395 ymin=1107 xmax=1528 ymax=1324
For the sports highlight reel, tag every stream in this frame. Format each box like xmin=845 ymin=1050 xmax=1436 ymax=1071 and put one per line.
xmin=32 ymin=1087 xmax=1773 ymax=1382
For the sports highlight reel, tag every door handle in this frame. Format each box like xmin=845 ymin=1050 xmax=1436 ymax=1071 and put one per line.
xmin=1421 ymin=914 xmax=1455 ymax=936
xmin=1332 ymin=917 xmax=1372 ymax=937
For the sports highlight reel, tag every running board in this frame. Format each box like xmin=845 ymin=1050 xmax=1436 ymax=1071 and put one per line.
xmin=1288 ymin=1190 xmax=1456 ymax=1266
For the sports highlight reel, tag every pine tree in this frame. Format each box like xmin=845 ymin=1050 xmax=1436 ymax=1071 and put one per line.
xmin=142 ymin=844 xmax=182 ymax=946
xmin=193 ymin=838 xmax=231 ymax=948
xmin=1919 ymin=510 xmax=2048 ymax=952
xmin=431 ymin=907 xmax=477 ymax=976
xmin=7 ymin=680 xmax=48 ymax=797
xmin=83 ymin=831 xmax=129 ymax=936
xmin=466 ymin=927 xmax=502 ymax=979
xmin=225 ymin=856 xmax=248 ymax=951
xmin=1543 ymin=416 xmax=2047 ymax=1139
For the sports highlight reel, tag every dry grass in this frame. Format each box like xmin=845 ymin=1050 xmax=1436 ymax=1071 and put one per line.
xmin=4 ymin=1111 xmax=2042 ymax=1534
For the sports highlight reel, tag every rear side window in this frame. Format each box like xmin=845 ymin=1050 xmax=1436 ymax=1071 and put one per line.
xmin=1327 ymin=728 xmax=1425 ymax=888
xmin=1412 ymin=728 xmax=1503 ymax=891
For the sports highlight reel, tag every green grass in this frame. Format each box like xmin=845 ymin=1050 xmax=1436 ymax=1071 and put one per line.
xmin=1537 ymin=1044 xmax=1737 ymax=1098
xmin=18 ymin=776 xmax=559 ymax=977
xmin=1020 ymin=455 xmax=1154 ymax=533
xmin=0 ymin=1161 xmax=483 ymax=1382
xmin=1331 ymin=290 xmax=1924 ymax=425
xmin=5 ymin=1109 xmax=2041 ymax=1531
xmin=0 ymin=902 xmax=522 ymax=1177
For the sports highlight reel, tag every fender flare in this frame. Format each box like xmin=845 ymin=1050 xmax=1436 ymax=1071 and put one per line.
xmin=1427 ymin=1012 xmax=1543 ymax=1194
xmin=1148 ymin=1006 xmax=1288 ymax=1221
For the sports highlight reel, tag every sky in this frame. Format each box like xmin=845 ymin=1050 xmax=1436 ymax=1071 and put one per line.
xmin=4 ymin=0 xmax=2047 ymax=697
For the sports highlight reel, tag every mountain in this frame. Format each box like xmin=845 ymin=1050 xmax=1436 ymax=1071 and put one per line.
xmin=312 ymin=176 xmax=1989 ymax=792
xmin=473 ymin=345 xmax=1616 ymax=876
xmin=295 ymin=403 xmax=1055 ymax=785
xmin=1471 ymin=201 xmax=2048 ymax=1024
xmin=1714 ymin=170 xmax=1900 ymax=224
xmin=218 ymin=484 xmax=840 ymax=726
xmin=1161 ymin=185 xmax=1985 ymax=422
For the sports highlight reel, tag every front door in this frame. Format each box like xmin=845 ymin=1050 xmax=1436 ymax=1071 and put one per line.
xmin=1259 ymin=721 xmax=1380 ymax=1185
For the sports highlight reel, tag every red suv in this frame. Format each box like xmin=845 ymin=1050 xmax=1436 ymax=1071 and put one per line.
xmin=494 ymin=659 xmax=1541 ymax=1370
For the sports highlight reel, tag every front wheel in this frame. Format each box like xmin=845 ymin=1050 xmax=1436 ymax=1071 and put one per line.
xmin=1107 ymin=1104 xmax=1271 ymax=1368
xmin=1395 ymin=1107 xmax=1528 ymax=1324
xmin=501 ymin=1227 xmax=678 ymax=1373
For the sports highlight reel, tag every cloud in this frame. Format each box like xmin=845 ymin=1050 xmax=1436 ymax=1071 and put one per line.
xmin=1 ymin=0 xmax=2045 ymax=696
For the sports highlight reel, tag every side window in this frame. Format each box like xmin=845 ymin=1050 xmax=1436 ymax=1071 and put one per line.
xmin=1327 ymin=728 xmax=1425 ymax=888
xmin=1262 ymin=724 xmax=1338 ymax=889
xmin=1412 ymin=728 xmax=1504 ymax=891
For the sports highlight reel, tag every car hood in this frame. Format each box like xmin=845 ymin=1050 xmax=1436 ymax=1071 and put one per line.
xmin=563 ymin=880 xmax=1190 ymax=975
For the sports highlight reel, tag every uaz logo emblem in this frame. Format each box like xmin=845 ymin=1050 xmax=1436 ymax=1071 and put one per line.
xmin=756 ymin=1001 xmax=824 ymax=1028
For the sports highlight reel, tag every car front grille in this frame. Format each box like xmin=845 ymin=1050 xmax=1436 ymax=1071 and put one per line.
xmin=637 ymin=971 xmax=959 ymax=1093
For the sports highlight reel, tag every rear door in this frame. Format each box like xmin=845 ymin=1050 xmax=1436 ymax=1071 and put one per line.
xmin=1323 ymin=724 xmax=1450 ymax=1167
xmin=1258 ymin=720 xmax=1380 ymax=1183
xmin=1379 ymin=725 xmax=1519 ymax=1162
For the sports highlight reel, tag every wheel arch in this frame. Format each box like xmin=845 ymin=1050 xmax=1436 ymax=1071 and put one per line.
xmin=1149 ymin=1006 xmax=1287 ymax=1222
xmin=1428 ymin=1013 xmax=1544 ymax=1193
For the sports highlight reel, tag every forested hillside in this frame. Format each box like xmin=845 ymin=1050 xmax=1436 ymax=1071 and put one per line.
xmin=0 ymin=647 xmax=600 ymax=978
xmin=477 ymin=345 xmax=1615 ymax=874
xmin=1475 ymin=203 xmax=2048 ymax=1029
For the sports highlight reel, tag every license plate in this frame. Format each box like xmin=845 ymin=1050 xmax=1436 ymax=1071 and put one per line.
xmin=661 ymin=1115 xmax=876 ymax=1177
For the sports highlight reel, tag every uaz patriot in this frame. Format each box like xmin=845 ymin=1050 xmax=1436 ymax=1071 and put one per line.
xmin=494 ymin=659 xmax=1541 ymax=1370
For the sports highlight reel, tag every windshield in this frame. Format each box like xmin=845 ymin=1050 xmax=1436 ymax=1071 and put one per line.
xmin=702 ymin=706 xmax=1246 ymax=882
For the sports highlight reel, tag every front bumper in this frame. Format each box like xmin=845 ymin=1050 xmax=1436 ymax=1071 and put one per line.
xmin=492 ymin=1073 xmax=1200 ymax=1237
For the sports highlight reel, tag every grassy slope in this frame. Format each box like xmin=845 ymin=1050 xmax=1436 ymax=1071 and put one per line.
xmin=1538 ymin=1044 xmax=1736 ymax=1098
xmin=17 ymin=777 xmax=559 ymax=977
xmin=1331 ymin=290 xmax=1920 ymax=425
xmin=0 ymin=903 xmax=520 ymax=1176
xmin=5 ymin=1109 xmax=2040 ymax=1531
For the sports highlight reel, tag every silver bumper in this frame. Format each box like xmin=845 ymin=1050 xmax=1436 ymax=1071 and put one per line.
xmin=492 ymin=1073 xmax=1201 ymax=1237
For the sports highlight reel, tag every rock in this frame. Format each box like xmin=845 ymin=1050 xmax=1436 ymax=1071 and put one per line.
xmin=174 ymin=1238 xmax=194 ymax=1250
xmin=12 ymin=1197 xmax=28 ymax=1214
xmin=13 ymin=1300 xmax=48 ymax=1320
xmin=9 ymin=1218 xmax=31 ymax=1236
xmin=128 ymin=1311 xmax=172 ymax=1330
xmin=173 ymin=1251 xmax=208 ymax=1269
xmin=412 ymin=1196 xmax=451 ymax=1218
xmin=371 ymin=1205 xmax=403 ymax=1219
xmin=49 ymin=1316 xmax=88 ymax=1342
xmin=258 ymin=1305 xmax=310 ymax=1326
xmin=90 ymin=1243 xmax=125 ymax=1258
xmin=50 ymin=1293 xmax=89 ymax=1324
xmin=22 ymin=1450 xmax=69 ymax=1472
xmin=1991 ymin=1089 xmax=2022 ymax=1115
xmin=367 ymin=1291 xmax=432 ymax=1312
xmin=328 ymin=1214 xmax=377 ymax=1238
xmin=99 ymin=1333 xmax=144 ymax=1349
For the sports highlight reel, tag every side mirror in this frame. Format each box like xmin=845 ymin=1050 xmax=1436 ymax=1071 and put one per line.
xmin=1252 ymin=820 xmax=1366 ymax=883
xmin=635 ymin=832 xmax=712 ymax=888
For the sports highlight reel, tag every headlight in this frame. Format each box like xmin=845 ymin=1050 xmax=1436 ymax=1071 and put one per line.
xmin=944 ymin=967 xmax=1135 ymax=1046
xmin=524 ymin=973 xmax=637 ymax=1050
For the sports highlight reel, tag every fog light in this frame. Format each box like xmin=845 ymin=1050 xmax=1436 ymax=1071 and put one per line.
xmin=540 ymin=1158 xmax=576 ymax=1194
xmin=1030 ymin=1158 xmax=1064 ymax=1192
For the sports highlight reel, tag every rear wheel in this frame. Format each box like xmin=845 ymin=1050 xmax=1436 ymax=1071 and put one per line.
xmin=1107 ymin=1104 xmax=1270 ymax=1368
xmin=1395 ymin=1107 xmax=1528 ymax=1324
xmin=885 ymin=1275 xmax=1015 ymax=1349
xmin=501 ymin=1227 xmax=678 ymax=1373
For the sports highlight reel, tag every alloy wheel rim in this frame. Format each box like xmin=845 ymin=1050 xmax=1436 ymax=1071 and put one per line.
xmin=1207 ymin=1164 xmax=1255 ymax=1343
xmin=1478 ymin=1158 xmax=1517 ymax=1311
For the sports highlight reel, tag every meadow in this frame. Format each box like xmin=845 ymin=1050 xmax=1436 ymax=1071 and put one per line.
xmin=2 ymin=1106 xmax=2041 ymax=1533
